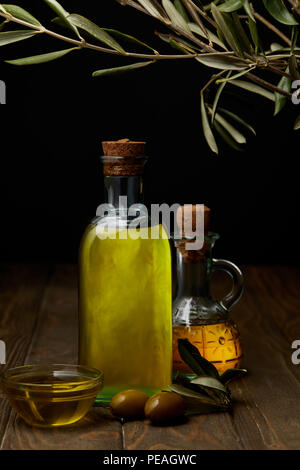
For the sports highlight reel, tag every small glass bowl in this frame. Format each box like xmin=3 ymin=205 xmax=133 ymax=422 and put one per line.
xmin=1 ymin=364 xmax=103 ymax=427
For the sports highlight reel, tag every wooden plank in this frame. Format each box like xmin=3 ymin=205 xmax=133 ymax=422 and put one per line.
xmin=123 ymin=267 xmax=300 ymax=450
xmin=2 ymin=265 xmax=300 ymax=450
xmin=2 ymin=265 xmax=123 ymax=450
xmin=230 ymin=266 xmax=300 ymax=450
xmin=0 ymin=264 xmax=50 ymax=448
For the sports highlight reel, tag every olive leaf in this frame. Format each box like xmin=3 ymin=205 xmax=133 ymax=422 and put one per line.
xmin=0 ymin=0 xmax=299 ymax=155
xmin=189 ymin=22 xmax=226 ymax=49
xmin=169 ymin=36 xmax=195 ymax=53
xmin=263 ymin=0 xmax=298 ymax=26
xmin=247 ymin=16 xmax=260 ymax=52
xmin=170 ymin=383 xmax=228 ymax=414
xmin=102 ymin=29 xmax=158 ymax=54
xmin=0 ymin=29 xmax=38 ymax=46
xmin=1 ymin=4 xmax=41 ymax=26
xmin=156 ymin=31 xmax=197 ymax=52
xmin=289 ymin=55 xmax=300 ymax=80
xmin=52 ymin=15 xmax=156 ymax=54
xmin=162 ymin=0 xmax=191 ymax=33
xmin=171 ymin=382 xmax=230 ymax=409
xmin=231 ymin=12 xmax=252 ymax=54
xmin=221 ymin=0 xmax=256 ymax=22
xmin=211 ymin=3 xmax=243 ymax=56
xmin=190 ymin=376 xmax=227 ymax=393
xmin=274 ymin=71 xmax=291 ymax=116
xmin=5 ymin=47 xmax=76 ymax=65
xmin=216 ymin=66 xmax=254 ymax=83
xmin=43 ymin=0 xmax=81 ymax=39
xmin=291 ymin=26 xmax=298 ymax=52
xmin=148 ymin=0 xmax=171 ymax=18
xmin=173 ymin=372 xmax=231 ymax=409
xmin=212 ymin=110 xmax=247 ymax=144
xmin=174 ymin=0 xmax=190 ymax=23
xmin=266 ymin=47 xmax=300 ymax=56
xmin=220 ymin=368 xmax=247 ymax=384
xmin=170 ymin=383 xmax=218 ymax=404
xmin=242 ymin=0 xmax=255 ymax=23
xmin=270 ymin=42 xmax=284 ymax=52
xmin=173 ymin=370 xmax=222 ymax=402
xmin=136 ymin=0 xmax=165 ymax=20
xmin=170 ymin=340 xmax=248 ymax=415
xmin=218 ymin=107 xmax=256 ymax=135
xmin=201 ymin=92 xmax=218 ymax=154
xmin=170 ymin=384 xmax=227 ymax=412
xmin=196 ymin=54 xmax=247 ymax=70
xmin=218 ymin=0 xmax=242 ymax=13
xmin=216 ymin=24 xmax=228 ymax=48
xmin=294 ymin=115 xmax=300 ymax=130
xmin=213 ymin=120 xmax=244 ymax=151
xmin=93 ymin=61 xmax=154 ymax=77
xmin=178 ymin=338 xmax=220 ymax=379
xmin=181 ymin=0 xmax=210 ymax=43
xmin=68 ymin=14 xmax=125 ymax=53
xmin=229 ymin=79 xmax=275 ymax=101
xmin=211 ymin=71 xmax=231 ymax=123
xmin=50 ymin=15 xmax=68 ymax=28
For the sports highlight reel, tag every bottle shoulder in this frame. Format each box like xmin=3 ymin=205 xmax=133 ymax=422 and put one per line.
xmin=173 ymin=296 xmax=228 ymax=325
xmin=80 ymin=219 xmax=171 ymax=250
xmin=82 ymin=212 xmax=170 ymax=240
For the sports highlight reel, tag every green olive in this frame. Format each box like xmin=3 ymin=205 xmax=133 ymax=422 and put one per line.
xmin=110 ymin=389 xmax=149 ymax=420
xmin=144 ymin=392 xmax=186 ymax=425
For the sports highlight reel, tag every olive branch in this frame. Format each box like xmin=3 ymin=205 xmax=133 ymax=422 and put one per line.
xmin=1 ymin=0 xmax=300 ymax=154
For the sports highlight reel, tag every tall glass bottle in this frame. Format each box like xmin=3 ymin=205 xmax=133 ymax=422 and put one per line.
xmin=79 ymin=139 xmax=172 ymax=404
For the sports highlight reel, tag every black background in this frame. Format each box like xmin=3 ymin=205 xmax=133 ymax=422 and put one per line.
xmin=0 ymin=0 xmax=299 ymax=265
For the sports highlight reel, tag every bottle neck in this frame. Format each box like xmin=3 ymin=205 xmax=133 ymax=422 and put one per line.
xmin=104 ymin=175 xmax=144 ymax=209
xmin=176 ymin=250 xmax=211 ymax=298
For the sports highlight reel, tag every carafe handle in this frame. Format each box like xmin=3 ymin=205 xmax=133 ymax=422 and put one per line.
xmin=212 ymin=259 xmax=244 ymax=311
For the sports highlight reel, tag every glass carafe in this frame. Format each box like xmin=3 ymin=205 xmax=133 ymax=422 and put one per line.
xmin=172 ymin=232 xmax=244 ymax=376
xmin=78 ymin=140 xmax=172 ymax=404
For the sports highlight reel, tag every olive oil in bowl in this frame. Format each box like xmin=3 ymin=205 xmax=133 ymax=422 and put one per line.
xmin=1 ymin=364 xmax=103 ymax=427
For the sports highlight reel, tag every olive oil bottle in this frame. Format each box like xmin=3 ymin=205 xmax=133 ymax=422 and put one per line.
xmin=79 ymin=139 xmax=172 ymax=404
xmin=172 ymin=206 xmax=244 ymax=376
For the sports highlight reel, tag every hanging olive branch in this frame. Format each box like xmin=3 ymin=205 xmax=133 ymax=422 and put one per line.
xmin=0 ymin=0 xmax=300 ymax=154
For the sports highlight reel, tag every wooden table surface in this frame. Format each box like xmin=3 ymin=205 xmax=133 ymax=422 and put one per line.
xmin=0 ymin=264 xmax=300 ymax=450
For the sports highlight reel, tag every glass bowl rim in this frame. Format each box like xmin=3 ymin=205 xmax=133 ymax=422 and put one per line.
xmin=0 ymin=364 xmax=104 ymax=391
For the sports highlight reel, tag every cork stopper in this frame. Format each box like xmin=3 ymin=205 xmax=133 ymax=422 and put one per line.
xmin=101 ymin=138 xmax=147 ymax=176
xmin=176 ymin=205 xmax=211 ymax=263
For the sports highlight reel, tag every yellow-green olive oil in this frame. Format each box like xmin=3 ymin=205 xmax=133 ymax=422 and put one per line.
xmin=79 ymin=224 xmax=172 ymax=404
